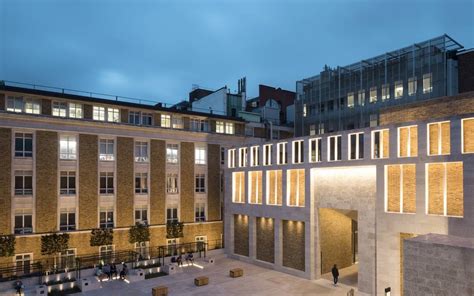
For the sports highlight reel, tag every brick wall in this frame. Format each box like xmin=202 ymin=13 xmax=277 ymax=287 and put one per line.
xmin=207 ymin=144 xmax=221 ymax=221
xmin=150 ymin=140 xmax=166 ymax=225
xmin=282 ymin=220 xmax=305 ymax=271
xmin=0 ymin=128 xmax=11 ymax=234
xmin=41 ymin=99 xmax=51 ymax=116
xmin=120 ymin=109 xmax=129 ymax=123
xmin=256 ymin=217 xmax=274 ymax=263
xmin=180 ymin=142 xmax=195 ymax=223
xmin=234 ymin=214 xmax=249 ymax=257
xmin=83 ymin=104 xmax=93 ymax=120
xmin=0 ymin=93 xmax=5 ymax=110
xmin=181 ymin=222 xmax=223 ymax=244
xmin=116 ymin=137 xmax=134 ymax=227
xmin=35 ymin=131 xmax=58 ymax=233
xmin=79 ymin=134 xmax=98 ymax=229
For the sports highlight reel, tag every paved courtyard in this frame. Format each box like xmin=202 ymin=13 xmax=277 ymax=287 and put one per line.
xmin=80 ymin=254 xmax=358 ymax=296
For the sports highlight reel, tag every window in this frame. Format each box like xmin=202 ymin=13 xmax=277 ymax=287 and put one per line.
xmin=266 ymin=170 xmax=282 ymax=205
xmin=398 ymin=126 xmax=418 ymax=157
xmin=195 ymin=174 xmax=206 ymax=193
xmin=427 ymin=162 xmax=463 ymax=217
xmin=303 ymin=104 xmax=307 ymax=117
xmin=141 ymin=113 xmax=153 ymax=126
xmin=358 ymin=90 xmax=365 ymax=106
xmin=190 ymin=119 xmax=209 ymax=132
xmin=369 ymin=87 xmax=377 ymax=103
xmin=287 ymin=169 xmax=305 ymax=207
xmin=277 ymin=142 xmax=287 ymax=165
xmin=172 ymin=117 xmax=183 ymax=129
xmin=166 ymin=173 xmax=179 ymax=194
xmin=99 ymin=208 xmax=114 ymax=228
xmin=135 ymin=207 xmax=148 ymax=224
xmin=225 ymin=122 xmax=235 ymax=134
xmin=462 ymin=118 xmax=474 ymax=153
xmin=93 ymin=106 xmax=105 ymax=121
xmin=385 ymin=164 xmax=416 ymax=214
xmin=195 ymin=146 xmax=206 ymax=165
xmin=99 ymin=172 xmax=114 ymax=194
xmin=232 ymin=172 xmax=245 ymax=203
xmin=309 ymin=138 xmax=321 ymax=163
xmin=52 ymin=101 xmax=67 ymax=117
xmin=14 ymin=170 xmax=33 ymax=195
xmin=428 ymin=122 xmax=450 ymax=156
xmin=166 ymin=207 xmax=178 ymax=223
xmin=135 ymin=241 xmax=149 ymax=258
xmin=238 ymin=147 xmax=247 ymax=167
xmin=59 ymin=249 xmax=76 ymax=269
xmin=99 ymin=245 xmax=114 ymax=260
xmin=248 ymin=171 xmax=262 ymax=204
xmin=347 ymin=93 xmax=354 ymax=108
xmin=6 ymin=96 xmax=23 ymax=113
xmin=59 ymin=208 xmax=76 ymax=231
xmin=408 ymin=77 xmax=417 ymax=96
xmin=381 ymin=84 xmax=390 ymax=100
xmin=292 ymin=140 xmax=304 ymax=164
xmin=99 ymin=139 xmax=115 ymax=161
xmin=370 ymin=114 xmax=378 ymax=127
xmin=69 ymin=103 xmax=83 ymax=118
xmin=135 ymin=173 xmax=148 ymax=194
xmin=107 ymin=108 xmax=120 ymax=122
xmin=372 ymin=129 xmax=389 ymax=159
xmin=348 ymin=133 xmax=364 ymax=160
xmin=195 ymin=203 xmax=206 ymax=222
xmin=263 ymin=144 xmax=272 ymax=166
xmin=318 ymin=123 xmax=325 ymax=135
xmin=423 ymin=73 xmax=432 ymax=93
xmin=24 ymin=98 xmax=41 ymax=114
xmin=129 ymin=111 xmax=140 ymax=124
xmin=309 ymin=124 xmax=316 ymax=136
xmin=60 ymin=171 xmax=76 ymax=195
xmin=59 ymin=135 xmax=77 ymax=160
xmin=161 ymin=114 xmax=171 ymax=128
xmin=14 ymin=209 xmax=32 ymax=234
xmin=216 ymin=121 xmax=225 ymax=133
xmin=228 ymin=149 xmax=236 ymax=168
xmin=394 ymin=81 xmax=403 ymax=99
xmin=135 ymin=141 xmax=149 ymax=162
xmin=166 ymin=144 xmax=179 ymax=164
xmin=250 ymin=146 xmax=259 ymax=167
xmin=328 ymin=135 xmax=341 ymax=161
xmin=14 ymin=133 xmax=33 ymax=157
xmin=15 ymin=254 xmax=31 ymax=276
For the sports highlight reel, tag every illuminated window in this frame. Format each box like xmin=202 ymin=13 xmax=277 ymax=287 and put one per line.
xmin=93 ymin=106 xmax=105 ymax=121
xmin=52 ymin=101 xmax=67 ymax=117
xmin=328 ymin=135 xmax=341 ymax=161
xmin=195 ymin=146 xmax=206 ymax=165
xmin=370 ymin=114 xmax=378 ymax=127
xmin=428 ymin=122 xmax=450 ymax=156
xmin=172 ymin=116 xmax=183 ymax=129
xmin=462 ymin=118 xmax=474 ymax=153
xmin=292 ymin=140 xmax=304 ymax=164
xmin=398 ymin=126 xmax=418 ymax=157
xmin=99 ymin=139 xmax=115 ymax=161
xmin=277 ymin=142 xmax=287 ymax=165
xmin=135 ymin=141 xmax=148 ymax=162
xmin=250 ymin=146 xmax=259 ymax=167
xmin=107 ymin=108 xmax=120 ymax=122
xmin=263 ymin=144 xmax=272 ymax=166
xmin=239 ymin=147 xmax=247 ymax=167
xmin=60 ymin=135 xmax=77 ymax=160
xmin=394 ymin=81 xmax=403 ymax=99
xmin=6 ymin=96 xmax=24 ymax=113
xmin=358 ymin=90 xmax=365 ymax=106
xmin=423 ymin=73 xmax=432 ymax=94
xmin=266 ymin=170 xmax=282 ymax=206
xmin=24 ymin=98 xmax=41 ymax=114
xmin=225 ymin=122 xmax=235 ymax=134
xmin=427 ymin=162 xmax=463 ymax=217
xmin=161 ymin=114 xmax=171 ymax=128
xmin=309 ymin=138 xmax=321 ymax=162
xmin=232 ymin=172 xmax=245 ymax=203
xmin=381 ymin=84 xmax=390 ymax=100
xmin=166 ymin=173 xmax=179 ymax=194
xmin=287 ymin=169 xmax=305 ymax=207
xmin=348 ymin=132 xmax=364 ymax=160
xmin=166 ymin=144 xmax=179 ymax=164
xmin=372 ymin=129 xmax=389 ymax=159
xmin=216 ymin=121 xmax=225 ymax=133
xmin=69 ymin=103 xmax=83 ymax=118
xmin=369 ymin=87 xmax=377 ymax=103
xmin=248 ymin=171 xmax=262 ymax=204
xmin=385 ymin=164 xmax=416 ymax=214
xmin=408 ymin=77 xmax=417 ymax=96
xmin=347 ymin=93 xmax=354 ymax=108
xmin=303 ymin=104 xmax=307 ymax=117
xmin=228 ymin=149 xmax=236 ymax=168
xmin=309 ymin=124 xmax=316 ymax=136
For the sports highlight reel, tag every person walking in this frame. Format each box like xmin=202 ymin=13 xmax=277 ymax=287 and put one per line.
xmin=331 ymin=264 xmax=339 ymax=286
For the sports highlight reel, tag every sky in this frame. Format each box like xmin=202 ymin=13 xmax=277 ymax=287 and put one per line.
xmin=1 ymin=0 xmax=473 ymax=105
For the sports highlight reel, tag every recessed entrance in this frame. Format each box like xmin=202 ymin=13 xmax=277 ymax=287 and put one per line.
xmin=319 ymin=208 xmax=358 ymax=287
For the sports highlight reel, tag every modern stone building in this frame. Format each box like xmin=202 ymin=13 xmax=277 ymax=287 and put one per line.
xmin=224 ymin=91 xmax=474 ymax=295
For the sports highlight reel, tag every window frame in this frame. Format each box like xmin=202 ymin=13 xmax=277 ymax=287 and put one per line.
xmin=348 ymin=132 xmax=364 ymax=160
xmin=327 ymin=135 xmax=342 ymax=162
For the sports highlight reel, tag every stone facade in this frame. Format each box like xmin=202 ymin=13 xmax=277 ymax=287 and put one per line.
xmin=83 ymin=104 xmax=93 ymax=119
xmin=0 ymin=128 xmax=11 ymax=234
xmin=180 ymin=142 xmax=195 ymax=223
xmin=282 ymin=220 xmax=305 ymax=271
xmin=116 ymin=137 xmax=134 ymax=227
xmin=41 ymin=99 xmax=51 ymax=116
xmin=150 ymin=139 xmax=166 ymax=225
xmin=35 ymin=131 xmax=58 ymax=233
xmin=78 ymin=134 xmax=98 ymax=229
xmin=256 ymin=217 xmax=274 ymax=263
xmin=207 ymin=144 xmax=221 ymax=221
xmin=234 ymin=214 xmax=249 ymax=257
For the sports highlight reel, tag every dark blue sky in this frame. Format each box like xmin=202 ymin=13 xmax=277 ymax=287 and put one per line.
xmin=1 ymin=0 xmax=473 ymax=104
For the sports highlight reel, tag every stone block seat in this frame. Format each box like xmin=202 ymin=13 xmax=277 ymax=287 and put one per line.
xmin=229 ymin=268 xmax=243 ymax=278
xmin=152 ymin=286 xmax=169 ymax=296
xmin=194 ymin=276 xmax=209 ymax=286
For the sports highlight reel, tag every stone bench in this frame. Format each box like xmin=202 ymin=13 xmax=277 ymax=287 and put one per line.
xmin=194 ymin=276 xmax=209 ymax=286
xmin=128 ymin=268 xmax=145 ymax=282
xmin=229 ymin=268 xmax=243 ymax=278
xmin=78 ymin=277 xmax=102 ymax=292
xmin=152 ymin=286 xmax=168 ymax=296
